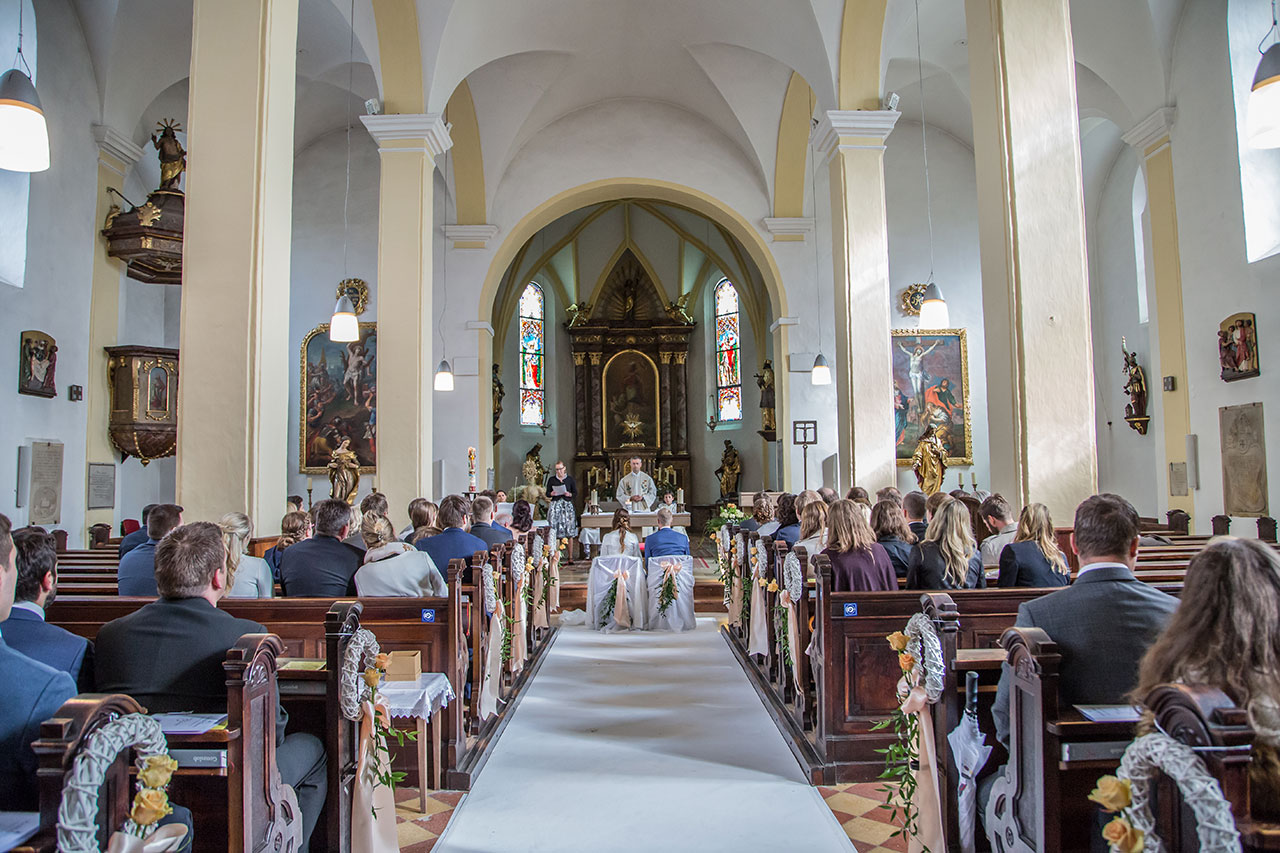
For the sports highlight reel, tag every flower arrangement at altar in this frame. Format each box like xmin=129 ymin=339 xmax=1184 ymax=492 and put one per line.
xmin=870 ymin=629 xmax=928 ymax=851
xmin=704 ymin=502 xmax=745 ymax=539
xmin=657 ymin=559 xmax=681 ymax=615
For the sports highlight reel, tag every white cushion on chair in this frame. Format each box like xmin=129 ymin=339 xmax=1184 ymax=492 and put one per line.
xmin=587 ymin=555 xmax=646 ymax=632
xmin=645 ymin=556 xmax=696 ymax=632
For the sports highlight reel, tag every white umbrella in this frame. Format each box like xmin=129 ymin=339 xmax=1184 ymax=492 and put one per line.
xmin=947 ymin=670 xmax=993 ymax=853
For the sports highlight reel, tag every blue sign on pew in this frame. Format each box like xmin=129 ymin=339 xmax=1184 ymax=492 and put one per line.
xmin=421 ymin=609 xmax=436 ymax=623
xmin=842 ymin=602 xmax=858 ymax=618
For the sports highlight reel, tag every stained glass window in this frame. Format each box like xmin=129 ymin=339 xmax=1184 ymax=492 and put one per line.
xmin=519 ymin=283 xmax=544 ymax=425
xmin=714 ymin=279 xmax=742 ymax=422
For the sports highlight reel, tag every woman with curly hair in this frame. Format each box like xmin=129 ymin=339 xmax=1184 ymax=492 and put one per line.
xmin=741 ymin=491 xmax=773 ymax=534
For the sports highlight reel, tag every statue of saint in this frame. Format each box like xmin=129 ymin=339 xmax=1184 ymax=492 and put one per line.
xmin=328 ymin=438 xmax=361 ymax=504
xmin=621 ymin=278 xmax=638 ymax=323
xmin=1121 ymin=343 xmax=1148 ymax=421
xmin=715 ymin=440 xmax=742 ymax=501
xmin=911 ymin=425 xmax=947 ymax=495
xmin=151 ymin=120 xmax=187 ymax=190
xmin=754 ymin=361 xmax=776 ymax=431
xmin=492 ymin=363 xmax=505 ymax=443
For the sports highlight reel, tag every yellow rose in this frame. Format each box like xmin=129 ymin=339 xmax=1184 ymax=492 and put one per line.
xmin=767 ymin=580 xmax=779 ymax=593
xmin=886 ymin=631 xmax=909 ymax=652
xmin=129 ymin=788 xmax=172 ymax=826
xmin=137 ymin=755 xmax=178 ymax=790
xmin=758 ymin=577 xmax=768 ymax=588
xmin=1089 ymin=775 xmax=1132 ymax=813
xmin=374 ymin=653 xmax=390 ymax=670
xmin=898 ymin=652 xmax=916 ymax=672
xmin=1101 ymin=817 xmax=1144 ymax=853
xmin=363 ymin=667 xmax=381 ymax=689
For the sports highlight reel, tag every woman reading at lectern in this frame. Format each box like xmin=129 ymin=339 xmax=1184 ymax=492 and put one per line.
xmin=546 ymin=460 xmax=579 ymax=543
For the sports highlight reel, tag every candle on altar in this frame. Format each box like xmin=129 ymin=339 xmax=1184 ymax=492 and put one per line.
xmin=590 ymin=489 xmax=599 ymax=508
xmin=970 ymin=472 xmax=977 ymax=489
xmin=676 ymin=488 xmax=684 ymax=505
xmin=306 ymin=476 xmax=313 ymax=490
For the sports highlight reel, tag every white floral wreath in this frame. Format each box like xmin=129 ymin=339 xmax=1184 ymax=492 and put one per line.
xmin=1115 ymin=732 xmax=1241 ymax=853
xmin=339 ymin=627 xmax=381 ymax=721
xmin=782 ymin=552 xmax=804 ymax=604
xmin=902 ymin=612 xmax=945 ymax=702
xmin=482 ymin=563 xmax=498 ymax=614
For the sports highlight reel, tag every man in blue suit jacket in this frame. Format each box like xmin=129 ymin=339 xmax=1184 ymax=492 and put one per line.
xmin=117 ymin=504 xmax=155 ymax=558
xmin=2 ymin=528 xmax=93 ymax=689
xmin=644 ymin=508 xmax=690 ymax=558
xmin=0 ymin=514 xmax=77 ymax=812
xmin=468 ymin=495 xmax=513 ymax=551
xmin=417 ymin=495 xmax=488 ymax=583
xmin=117 ymin=503 xmax=184 ymax=596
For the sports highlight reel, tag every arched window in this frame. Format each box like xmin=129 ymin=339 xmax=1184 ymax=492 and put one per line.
xmin=1132 ymin=168 xmax=1150 ymax=324
xmin=714 ymin=278 xmax=742 ymax=422
xmin=518 ymin=282 xmax=545 ymax=425
xmin=0 ymin=0 xmax=37 ymax=288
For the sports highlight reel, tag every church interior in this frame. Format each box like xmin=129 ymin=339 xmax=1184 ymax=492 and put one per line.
xmin=1 ymin=0 xmax=1279 ymax=851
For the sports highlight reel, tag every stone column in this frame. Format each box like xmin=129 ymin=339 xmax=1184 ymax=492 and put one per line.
xmin=573 ymin=353 xmax=589 ymax=455
xmin=658 ymin=352 xmax=673 ymax=451
xmin=966 ymin=0 xmax=1098 ymax=520
xmin=359 ymin=114 xmax=451 ymax=515
xmin=176 ymin=0 xmax=298 ymax=530
xmin=589 ymin=352 xmax=603 ymax=454
xmin=1122 ymin=109 xmax=1194 ymax=523
xmin=813 ymin=110 xmax=900 ymax=493
xmin=85 ymin=127 xmax=143 ymax=542
xmin=672 ymin=353 xmax=689 ymax=453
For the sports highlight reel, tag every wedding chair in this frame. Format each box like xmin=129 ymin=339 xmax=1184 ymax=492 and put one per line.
xmin=644 ymin=556 xmax=695 ymax=631
xmin=586 ymin=554 xmax=645 ymax=632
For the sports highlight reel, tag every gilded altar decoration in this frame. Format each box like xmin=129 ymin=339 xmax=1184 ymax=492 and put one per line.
xmin=515 ymin=444 xmax=548 ymax=514
xmin=603 ymin=350 xmax=660 ymax=448
xmin=754 ymin=360 xmax=776 ymax=432
xmin=18 ymin=330 xmax=57 ymax=398
xmin=892 ymin=330 xmax=972 ymax=466
xmin=715 ymin=440 xmax=742 ymax=501
xmin=666 ymin=293 xmax=695 ymax=325
xmin=911 ymin=425 xmax=947 ymax=495
xmin=328 ymin=439 xmax=361 ymax=503
xmin=565 ymin=301 xmax=592 ymax=328
xmin=101 ymin=120 xmax=185 ymax=284
xmin=1120 ymin=337 xmax=1150 ymax=435
xmin=105 ymin=345 xmax=179 ymax=465
xmin=1218 ymin=312 xmax=1260 ymax=382
xmin=898 ymin=283 xmax=929 ymax=317
xmin=300 ymin=322 xmax=376 ymax=474
xmin=337 ymin=278 xmax=370 ymax=316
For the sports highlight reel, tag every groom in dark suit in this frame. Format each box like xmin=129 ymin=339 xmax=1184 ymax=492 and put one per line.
xmin=1 ymin=527 xmax=93 ymax=689
xmin=95 ymin=522 xmax=328 ymax=848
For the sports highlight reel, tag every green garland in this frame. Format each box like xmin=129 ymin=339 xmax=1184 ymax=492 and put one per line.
xmin=658 ymin=570 xmax=678 ymax=615
xmin=368 ymin=719 xmax=416 ymax=817
xmin=774 ymin=603 xmax=790 ymax=662
xmin=599 ymin=577 xmax=619 ymax=626
xmin=498 ymin=602 xmax=512 ymax=662
xmin=870 ymin=708 xmax=924 ymax=850
xmin=521 ymin=569 xmax=534 ymax=609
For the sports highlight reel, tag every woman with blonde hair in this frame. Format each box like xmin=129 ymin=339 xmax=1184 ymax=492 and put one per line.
xmin=221 ymin=512 xmax=274 ymax=598
xmin=600 ymin=508 xmax=639 ymax=557
xmin=821 ymin=499 xmax=897 ymax=591
xmin=355 ymin=510 xmax=447 ymax=596
xmin=264 ymin=510 xmax=310 ymax=580
xmin=997 ymin=503 xmax=1070 ymax=587
xmin=1132 ymin=538 xmax=1280 ymax=817
xmin=794 ymin=500 xmax=829 ymax=556
xmin=906 ymin=498 xmax=984 ymax=589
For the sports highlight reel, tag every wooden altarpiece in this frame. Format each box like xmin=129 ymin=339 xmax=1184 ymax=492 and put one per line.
xmin=567 ymin=250 xmax=693 ymax=502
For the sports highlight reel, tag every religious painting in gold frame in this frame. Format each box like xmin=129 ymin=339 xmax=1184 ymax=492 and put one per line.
xmin=891 ymin=329 xmax=973 ymax=466
xmin=299 ymin=322 xmax=377 ymax=474
xmin=602 ymin=349 xmax=660 ymax=449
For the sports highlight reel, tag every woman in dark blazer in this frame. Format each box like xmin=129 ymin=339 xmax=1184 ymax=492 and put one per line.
xmin=870 ymin=499 xmax=915 ymax=580
xmin=997 ymin=503 xmax=1071 ymax=588
xmin=821 ymin=500 xmax=898 ymax=592
xmin=773 ymin=493 xmax=801 ymax=545
xmin=906 ymin=498 xmax=985 ymax=590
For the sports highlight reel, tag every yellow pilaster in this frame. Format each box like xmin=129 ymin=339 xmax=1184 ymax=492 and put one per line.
xmin=1122 ymin=109 xmax=1194 ymax=523
xmin=177 ymin=0 xmax=298 ymax=530
xmin=814 ymin=110 xmax=900 ymax=493
xmin=85 ymin=127 xmax=143 ymax=544
xmin=360 ymin=114 xmax=452 ymax=516
xmin=966 ymin=0 xmax=1098 ymax=521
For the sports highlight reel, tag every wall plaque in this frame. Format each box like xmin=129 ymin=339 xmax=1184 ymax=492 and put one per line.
xmin=87 ymin=463 xmax=116 ymax=510
xmin=28 ymin=441 xmax=64 ymax=525
xmin=1220 ymin=402 xmax=1268 ymax=517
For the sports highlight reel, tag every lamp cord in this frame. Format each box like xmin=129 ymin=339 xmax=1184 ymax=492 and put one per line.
xmin=13 ymin=1 xmax=32 ymax=76
xmin=342 ymin=0 xmax=355 ymax=279
xmin=809 ymin=109 xmax=825 ymax=358
xmin=438 ymin=145 xmax=449 ymax=363
xmin=1261 ymin=0 xmax=1279 ymax=53
xmin=914 ymin=0 xmax=936 ymax=284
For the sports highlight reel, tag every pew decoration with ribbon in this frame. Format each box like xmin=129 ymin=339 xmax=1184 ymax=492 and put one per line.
xmin=530 ymin=535 xmax=550 ymax=630
xmin=57 ymin=713 xmax=187 ymax=853
xmin=716 ymin=525 xmax=732 ymax=595
xmin=726 ymin=532 xmax=746 ymax=626
xmin=1089 ymin=734 xmax=1241 ymax=853
xmin=746 ymin=542 xmax=768 ymax=657
xmin=657 ymin=559 xmax=682 ymax=616
xmin=547 ymin=537 xmax=563 ymax=612
xmin=479 ymin=563 xmax=505 ymax=719
xmin=775 ymin=552 xmax=805 ymax=690
xmin=871 ymin=614 xmax=946 ymax=853
xmin=340 ymin=629 xmax=415 ymax=808
xmin=509 ymin=542 xmax=529 ymax=673
xmin=598 ymin=567 xmax=632 ymax=629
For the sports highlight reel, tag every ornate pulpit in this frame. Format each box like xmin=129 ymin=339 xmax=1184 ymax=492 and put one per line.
xmin=567 ymin=250 xmax=693 ymax=501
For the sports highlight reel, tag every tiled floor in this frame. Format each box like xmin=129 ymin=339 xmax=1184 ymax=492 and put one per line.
xmin=819 ymin=782 xmax=910 ymax=853
xmin=393 ymin=788 xmax=463 ymax=853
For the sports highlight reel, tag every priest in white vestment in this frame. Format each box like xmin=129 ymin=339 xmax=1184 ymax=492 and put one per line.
xmin=615 ymin=457 xmax=657 ymax=511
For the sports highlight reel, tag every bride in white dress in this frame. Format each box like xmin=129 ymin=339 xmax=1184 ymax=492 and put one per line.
xmin=599 ymin=507 xmax=641 ymax=557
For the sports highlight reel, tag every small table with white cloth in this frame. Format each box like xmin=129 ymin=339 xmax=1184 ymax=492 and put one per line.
xmin=378 ymin=672 xmax=456 ymax=811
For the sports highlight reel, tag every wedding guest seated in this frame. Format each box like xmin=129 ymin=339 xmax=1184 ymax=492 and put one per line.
xmin=978 ymin=493 xmax=1018 ymax=569
xmin=822 ymin=500 xmax=898 ymax=592
xmin=818 ymin=486 xmax=840 ymax=505
xmin=280 ymin=499 xmax=362 ymax=596
xmin=600 ymin=509 xmax=640 ymax=557
xmin=796 ymin=489 xmax=823 ymax=515
xmin=740 ymin=491 xmax=773 ymax=534
xmin=341 ymin=504 xmax=367 ymax=553
xmin=644 ymin=508 xmax=690 ymax=558
xmin=906 ymin=499 xmax=985 ymax=590
xmin=286 ymin=495 xmax=304 ymax=513
xmin=263 ymin=510 xmax=310 ymax=581
xmin=494 ymin=511 xmax=514 ymax=532
xmin=845 ymin=486 xmax=873 ymax=522
xmin=903 ymin=491 xmax=929 ymax=540
xmin=416 ymin=495 xmax=488 ymax=583
xmin=95 ymin=522 xmax=328 ymax=848
xmin=997 ymin=503 xmax=1071 ymax=588
xmin=355 ymin=512 xmax=447 ymax=597
xmin=1130 ymin=537 xmax=1280 ymax=818
xmin=870 ymin=499 xmax=915 ymax=581
xmin=510 ymin=500 xmax=534 ymax=535
xmin=0 ymin=514 xmax=76 ymax=811
xmin=221 ymin=512 xmax=274 ymax=598
xmin=2 ymin=527 xmax=93 ymax=688
xmin=876 ymin=486 xmax=902 ymax=504
xmin=469 ymin=496 xmax=513 ymax=550
xmin=925 ymin=490 xmax=951 ymax=521
xmin=118 ymin=503 xmax=155 ymax=558
xmin=794 ymin=500 xmax=828 ymax=556
xmin=398 ymin=498 xmax=427 ymax=541
xmin=407 ymin=499 xmax=440 ymax=544
xmin=773 ymin=493 xmax=800 ymax=546
xmin=118 ymin=503 xmax=184 ymax=596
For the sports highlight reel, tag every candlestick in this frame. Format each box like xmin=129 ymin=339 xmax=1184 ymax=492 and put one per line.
xmin=970 ymin=472 xmax=977 ymax=489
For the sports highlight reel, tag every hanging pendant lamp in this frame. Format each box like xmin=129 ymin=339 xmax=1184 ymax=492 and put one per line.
xmin=434 ymin=360 xmax=455 ymax=391
xmin=1249 ymin=2 xmax=1280 ymax=149
xmin=810 ymin=353 xmax=832 ymax=386
xmin=917 ymin=282 xmax=950 ymax=329
xmin=0 ymin=4 xmax=48 ymax=173
xmin=329 ymin=293 xmax=359 ymax=341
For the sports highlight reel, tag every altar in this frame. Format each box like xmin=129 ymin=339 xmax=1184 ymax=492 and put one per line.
xmin=578 ymin=511 xmax=691 ymax=529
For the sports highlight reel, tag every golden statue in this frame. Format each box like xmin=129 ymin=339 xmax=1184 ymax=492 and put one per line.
xmin=566 ymin=302 xmax=592 ymax=328
xmin=666 ymin=293 xmax=695 ymax=325
xmin=911 ymin=425 xmax=947 ymax=495
xmin=327 ymin=438 xmax=361 ymax=504
xmin=150 ymin=119 xmax=187 ymax=190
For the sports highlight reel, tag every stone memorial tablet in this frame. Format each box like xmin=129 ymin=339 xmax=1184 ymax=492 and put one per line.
xmin=29 ymin=441 xmax=63 ymax=525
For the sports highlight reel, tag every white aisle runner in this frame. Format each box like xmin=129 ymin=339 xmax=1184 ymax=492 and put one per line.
xmin=435 ymin=617 xmax=854 ymax=852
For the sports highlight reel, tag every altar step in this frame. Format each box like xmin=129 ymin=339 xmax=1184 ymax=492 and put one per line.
xmin=556 ymin=579 xmax=727 ymax=614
